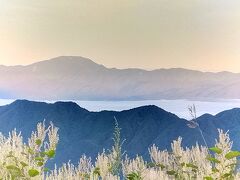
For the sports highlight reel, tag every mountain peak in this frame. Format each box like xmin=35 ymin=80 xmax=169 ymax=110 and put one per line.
xmin=10 ymin=99 xmax=47 ymax=106
xmin=8 ymin=100 xmax=89 ymax=114
xmin=25 ymin=56 xmax=107 ymax=74
xmin=216 ymin=108 xmax=240 ymax=117
xmin=31 ymin=56 xmax=104 ymax=68
xmin=52 ymin=101 xmax=89 ymax=113
xmin=121 ymin=105 xmax=178 ymax=118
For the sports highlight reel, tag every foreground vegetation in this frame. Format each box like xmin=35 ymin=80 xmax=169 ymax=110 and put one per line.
xmin=0 ymin=121 xmax=240 ymax=180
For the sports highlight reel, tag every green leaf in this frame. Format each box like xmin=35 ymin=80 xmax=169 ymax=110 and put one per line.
xmin=206 ymin=157 xmax=220 ymax=163
xmin=222 ymin=173 xmax=231 ymax=178
xmin=225 ymin=151 xmax=240 ymax=159
xmin=37 ymin=161 xmax=44 ymax=167
xmin=156 ymin=163 xmax=166 ymax=169
xmin=181 ymin=162 xmax=186 ymax=167
xmin=146 ymin=162 xmax=155 ymax=168
xmin=209 ymin=147 xmax=223 ymax=154
xmin=204 ymin=177 xmax=214 ymax=180
xmin=186 ymin=163 xmax=198 ymax=169
xmin=28 ymin=148 xmax=34 ymax=155
xmin=6 ymin=154 xmax=14 ymax=158
xmin=226 ymin=163 xmax=237 ymax=168
xmin=192 ymin=169 xmax=197 ymax=173
xmin=127 ymin=172 xmax=141 ymax=180
xmin=6 ymin=165 xmax=22 ymax=177
xmin=35 ymin=157 xmax=44 ymax=161
xmin=45 ymin=150 xmax=56 ymax=158
xmin=35 ymin=139 xmax=42 ymax=146
xmin=93 ymin=167 xmax=100 ymax=176
xmin=28 ymin=169 xmax=39 ymax=177
xmin=20 ymin=161 xmax=28 ymax=168
xmin=6 ymin=165 xmax=20 ymax=171
xmin=167 ymin=170 xmax=176 ymax=175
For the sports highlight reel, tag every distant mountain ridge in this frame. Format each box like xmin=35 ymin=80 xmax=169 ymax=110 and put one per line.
xmin=0 ymin=100 xmax=240 ymax=165
xmin=0 ymin=56 xmax=240 ymax=100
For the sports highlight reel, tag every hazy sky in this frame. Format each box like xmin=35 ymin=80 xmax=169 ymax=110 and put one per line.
xmin=0 ymin=0 xmax=240 ymax=72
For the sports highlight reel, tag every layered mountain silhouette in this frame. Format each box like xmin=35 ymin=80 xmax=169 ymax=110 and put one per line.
xmin=0 ymin=56 xmax=240 ymax=100
xmin=0 ymin=100 xmax=240 ymax=165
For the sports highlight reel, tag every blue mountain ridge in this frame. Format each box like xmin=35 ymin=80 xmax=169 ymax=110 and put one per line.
xmin=0 ymin=100 xmax=240 ymax=166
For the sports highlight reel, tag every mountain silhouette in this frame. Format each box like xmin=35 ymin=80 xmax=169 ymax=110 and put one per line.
xmin=0 ymin=100 xmax=240 ymax=165
xmin=0 ymin=56 xmax=240 ymax=100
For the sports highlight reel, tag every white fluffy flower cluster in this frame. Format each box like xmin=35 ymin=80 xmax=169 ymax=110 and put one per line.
xmin=0 ymin=121 xmax=59 ymax=179
xmin=46 ymin=129 xmax=240 ymax=180
xmin=0 ymin=122 xmax=240 ymax=180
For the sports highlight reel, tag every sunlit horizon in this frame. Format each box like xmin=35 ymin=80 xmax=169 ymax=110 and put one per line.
xmin=1 ymin=0 xmax=240 ymax=72
xmin=0 ymin=55 xmax=239 ymax=73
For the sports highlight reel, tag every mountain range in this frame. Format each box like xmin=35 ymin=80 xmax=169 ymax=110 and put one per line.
xmin=0 ymin=56 xmax=240 ymax=100
xmin=0 ymin=100 xmax=240 ymax=166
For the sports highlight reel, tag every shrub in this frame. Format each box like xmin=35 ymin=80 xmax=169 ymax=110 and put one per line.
xmin=0 ymin=121 xmax=59 ymax=179
xmin=0 ymin=121 xmax=240 ymax=179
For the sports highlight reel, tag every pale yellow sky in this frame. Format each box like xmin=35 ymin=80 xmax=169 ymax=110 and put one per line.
xmin=0 ymin=0 xmax=240 ymax=72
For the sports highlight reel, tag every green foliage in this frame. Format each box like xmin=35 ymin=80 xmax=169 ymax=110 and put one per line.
xmin=206 ymin=156 xmax=221 ymax=164
xmin=204 ymin=177 xmax=214 ymax=180
xmin=35 ymin=139 xmax=42 ymax=146
xmin=0 ymin=122 xmax=59 ymax=179
xmin=166 ymin=170 xmax=176 ymax=175
xmin=225 ymin=151 xmax=240 ymax=160
xmin=209 ymin=147 xmax=223 ymax=154
xmin=6 ymin=165 xmax=23 ymax=178
xmin=45 ymin=149 xmax=56 ymax=159
xmin=204 ymin=146 xmax=240 ymax=180
xmin=127 ymin=172 xmax=142 ymax=180
xmin=185 ymin=163 xmax=198 ymax=169
xmin=109 ymin=117 xmax=125 ymax=176
xmin=93 ymin=167 xmax=100 ymax=177
xmin=28 ymin=169 xmax=40 ymax=177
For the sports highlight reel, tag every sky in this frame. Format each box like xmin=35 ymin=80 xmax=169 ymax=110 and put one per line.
xmin=0 ymin=0 xmax=240 ymax=72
